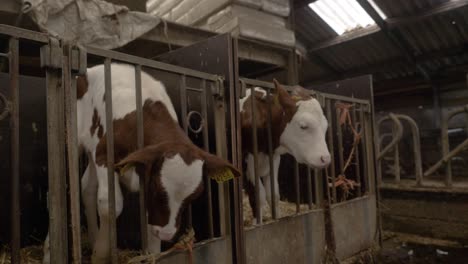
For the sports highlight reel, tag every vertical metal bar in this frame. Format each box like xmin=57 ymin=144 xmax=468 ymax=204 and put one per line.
xmin=201 ymin=79 xmax=214 ymax=238
xmin=294 ymin=161 xmax=301 ymax=213
xmin=314 ymin=169 xmax=322 ymax=206
xmin=213 ymin=80 xmax=229 ymax=237
xmin=104 ymin=59 xmax=118 ymax=264
xmin=232 ymin=38 xmax=246 ymax=264
xmin=359 ymin=108 xmax=368 ymax=193
xmin=250 ymin=86 xmax=262 ymax=224
xmin=336 ymin=101 xmax=345 ymax=174
xmin=392 ymin=123 xmax=401 ymax=183
xmin=266 ymin=88 xmax=277 ymax=219
xmin=135 ymin=65 xmax=148 ymax=252
xmin=45 ymin=40 xmax=69 ymax=264
xmin=63 ymin=44 xmax=82 ymax=264
xmin=352 ymin=105 xmax=362 ymax=197
xmin=326 ymin=99 xmax=337 ymax=202
xmin=179 ymin=75 xmax=192 ymax=227
xmin=441 ymin=117 xmax=452 ymax=187
xmin=294 ymin=161 xmax=300 ymax=213
xmin=9 ymin=37 xmax=20 ymax=264
xmin=307 ymin=168 xmax=313 ymax=209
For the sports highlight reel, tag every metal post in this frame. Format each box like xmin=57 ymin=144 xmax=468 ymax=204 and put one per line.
xmin=326 ymin=99 xmax=337 ymax=202
xmin=44 ymin=38 xmax=69 ymax=264
xmin=307 ymin=168 xmax=313 ymax=209
xmin=134 ymin=65 xmax=148 ymax=252
xmin=9 ymin=37 xmax=20 ymax=264
xmin=352 ymin=106 xmax=362 ymax=196
xmin=336 ymin=102 xmax=345 ymax=175
xmin=294 ymin=161 xmax=300 ymax=213
xmin=359 ymin=108 xmax=368 ymax=193
xmin=179 ymin=75 xmax=193 ymax=227
xmin=392 ymin=122 xmax=401 ymax=183
xmin=201 ymin=79 xmax=214 ymax=238
xmin=63 ymin=43 xmax=82 ymax=264
xmin=266 ymin=88 xmax=277 ymax=219
xmin=104 ymin=59 xmax=118 ymax=263
xmin=213 ymin=79 xmax=229 ymax=237
xmin=250 ymin=86 xmax=262 ymax=224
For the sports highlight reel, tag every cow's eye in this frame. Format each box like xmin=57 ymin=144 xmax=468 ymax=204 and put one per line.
xmin=300 ymin=124 xmax=308 ymax=130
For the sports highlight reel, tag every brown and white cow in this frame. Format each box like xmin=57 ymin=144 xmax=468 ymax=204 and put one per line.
xmin=240 ymin=80 xmax=330 ymax=218
xmin=42 ymin=63 xmax=240 ymax=264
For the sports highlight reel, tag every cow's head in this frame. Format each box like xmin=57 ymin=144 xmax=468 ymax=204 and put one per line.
xmin=274 ymin=80 xmax=331 ymax=168
xmin=116 ymin=142 xmax=240 ymax=241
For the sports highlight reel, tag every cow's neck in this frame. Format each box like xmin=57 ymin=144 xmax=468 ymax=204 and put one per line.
xmin=95 ymin=100 xmax=191 ymax=166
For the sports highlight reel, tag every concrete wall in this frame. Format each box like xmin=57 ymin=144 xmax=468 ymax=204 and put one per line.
xmin=244 ymin=196 xmax=377 ymax=264
xmin=381 ymin=188 xmax=468 ymax=244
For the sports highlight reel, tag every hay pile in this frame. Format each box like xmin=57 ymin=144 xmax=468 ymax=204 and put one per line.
xmin=0 ymin=243 xmax=142 ymax=264
xmin=242 ymin=191 xmax=314 ymax=227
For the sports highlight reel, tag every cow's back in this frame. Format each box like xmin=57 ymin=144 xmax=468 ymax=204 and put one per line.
xmin=77 ymin=63 xmax=178 ymax=155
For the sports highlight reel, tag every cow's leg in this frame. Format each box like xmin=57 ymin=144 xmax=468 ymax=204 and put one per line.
xmin=147 ymin=224 xmax=161 ymax=254
xmin=81 ymin=160 xmax=99 ymax=248
xmin=92 ymin=165 xmax=124 ymax=264
xmin=264 ymin=154 xmax=281 ymax=212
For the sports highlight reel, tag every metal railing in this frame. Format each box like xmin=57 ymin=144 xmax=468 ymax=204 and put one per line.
xmin=377 ymin=108 xmax=468 ymax=189
xmin=238 ymin=78 xmax=374 ymax=227
xmin=0 ymin=24 xmax=233 ymax=264
xmin=425 ymin=104 xmax=468 ymax=187
xmin=376 ymin=114 xmax=423 ymax=186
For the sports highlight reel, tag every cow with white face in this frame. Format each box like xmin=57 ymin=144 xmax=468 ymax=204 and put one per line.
xmin=240 ymin=80 xmax=330 ymax=218
xmin=42 ymin=63 xmax=240 ymax=264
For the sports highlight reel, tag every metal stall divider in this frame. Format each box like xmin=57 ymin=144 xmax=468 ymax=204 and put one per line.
xmin=156 ymin=34 xmax=246 ymax=264
xmin=82 ymin=45 xmax=230 ymax=263
xmin=0 ymin=24 xmax=81 ymax=264
xmin=63 ymin=43 xmax=87 ymax=264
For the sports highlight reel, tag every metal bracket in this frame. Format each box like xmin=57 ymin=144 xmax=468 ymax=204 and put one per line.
xmin=0 ymin=92 xmax=11 ymax=121
xmin=212 ymin=77 xmax=225 ymax=99
xmin=71 ymin=44 xmax=87 ymax=75
xmin=40 ymin=37 xmax=62 ymax=69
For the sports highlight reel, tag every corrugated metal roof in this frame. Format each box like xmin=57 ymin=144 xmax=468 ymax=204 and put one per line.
xmin=295 ymin=0 xmax=468 ymax=85
xmin=308 ymin=0 xmax=378 ymax=35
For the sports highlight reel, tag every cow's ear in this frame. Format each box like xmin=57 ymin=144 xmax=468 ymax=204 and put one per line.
xmin=273 ymin=79 xmax=296 ymax=118
xmin=201 ymin=152 xmax=241 ymax=183
xmin=115 ymin=145 xmax=165 ymax=176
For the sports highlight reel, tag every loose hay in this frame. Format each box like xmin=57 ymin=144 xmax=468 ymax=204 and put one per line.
xmin=0 ymin=244 xmax=145 ymax=264
xmin=242 ymin=191 xmax=315 ymax=227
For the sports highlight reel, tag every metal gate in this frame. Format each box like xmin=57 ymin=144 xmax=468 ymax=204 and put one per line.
xmin=0 ymin=25 xmax=237 ymax=264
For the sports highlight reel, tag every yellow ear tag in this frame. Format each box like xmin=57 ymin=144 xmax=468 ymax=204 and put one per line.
xmin=119 ymin=163 xmax=133 ymax=176
xmin=210 ymin=168 xmax=235 ymax=183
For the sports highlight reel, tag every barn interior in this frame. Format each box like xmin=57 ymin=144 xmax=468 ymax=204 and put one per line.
xmin=0 ymin=0 xmax=467 ymax=263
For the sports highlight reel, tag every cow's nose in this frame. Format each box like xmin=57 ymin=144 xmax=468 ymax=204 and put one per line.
xmin=320 ymin=155 xmax=331 ymax=165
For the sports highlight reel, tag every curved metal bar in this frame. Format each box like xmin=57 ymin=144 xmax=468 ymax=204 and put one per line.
xmin=377 ymin=114 xmax=403 ymax=160
xmin=430 ymin=104 xmax=468 ymax=186
xmin=393 ymin=114 xmax=423 ymax=186
xmin=186 ymin=110 xmax=204 ymax=134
